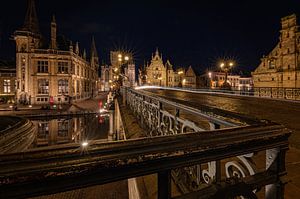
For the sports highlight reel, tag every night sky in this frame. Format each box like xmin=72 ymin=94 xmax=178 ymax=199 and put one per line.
xmin=0 ymin=0 xmax=299 ymax=74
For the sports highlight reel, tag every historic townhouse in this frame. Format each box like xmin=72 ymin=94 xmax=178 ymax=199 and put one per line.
xmin=143 ymin=49 xmax=197 ymax=88
xmin=252 ymin=14 xmax=300 ymax=88
xmin=14 ymin=0 xmax=99 ymax=105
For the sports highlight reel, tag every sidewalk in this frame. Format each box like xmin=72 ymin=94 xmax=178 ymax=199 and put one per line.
xmin=0 ymin=93 xmax=108 ymax=116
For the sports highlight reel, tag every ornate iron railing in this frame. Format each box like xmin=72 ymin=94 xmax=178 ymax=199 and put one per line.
xmin=137 ymin=86 xmax=300 ymax=101
xmin=125 ymin=88 xmax=240 ymax=137
xmin=123 ymin=87 xmax=291 ymax=198
xmin=254 ymin=87 xmax=300 ymax=100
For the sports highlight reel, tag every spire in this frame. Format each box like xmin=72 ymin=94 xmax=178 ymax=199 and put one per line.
xmin=90 ymin=37 xmax=99 ymax=68
xmin=90 ymin=36 xmax=98 ymax=59
xmin=75 ymin=42 xmax=79 ymax=54
xmin=52 ymin=15 xmax=56 ymax=23
xmin=69 ymin=41 xmax=73 ymax=52
xmin=23 ymin=0 xmax=40 ymax=35
xmin=155 ymin=47 xmax=159 ymax=56
xmin=83 ymin=49 xmax=87 ymax=60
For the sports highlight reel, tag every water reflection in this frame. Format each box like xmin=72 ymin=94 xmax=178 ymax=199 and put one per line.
xmin=30 ymin=114 xmax=110 ymax=149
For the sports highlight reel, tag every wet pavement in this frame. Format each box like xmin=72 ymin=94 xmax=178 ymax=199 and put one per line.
xmin=148 ymin=89 xmax=300 ymax=198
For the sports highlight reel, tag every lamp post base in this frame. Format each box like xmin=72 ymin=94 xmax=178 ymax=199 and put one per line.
xmin=221 ymin=82 xmax=231 ymax=90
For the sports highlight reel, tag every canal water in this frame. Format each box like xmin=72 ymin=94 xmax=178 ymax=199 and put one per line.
xmin=28 ymin=114 xmax=111 ymax=150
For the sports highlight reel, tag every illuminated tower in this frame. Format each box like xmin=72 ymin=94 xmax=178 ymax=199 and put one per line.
xmin=14 ymin=0 xmax=41 ymax=104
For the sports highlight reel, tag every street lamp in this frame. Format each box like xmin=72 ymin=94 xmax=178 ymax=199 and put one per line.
xmin=208 ymin=72 xmax=212 ymax=88
xmin=219 ymin=61 xmax=234 ymax=89
xmin=177 ymin=70 xmax=184 ymax=87
xmin=113 ymin=52 xmax=131 ymax=89
xmin=182 ymin=79 xmax=186 ymax=87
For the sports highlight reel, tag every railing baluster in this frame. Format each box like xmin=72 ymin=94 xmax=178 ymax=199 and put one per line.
xmin=158 ymin=170 xmax=171 ymax=199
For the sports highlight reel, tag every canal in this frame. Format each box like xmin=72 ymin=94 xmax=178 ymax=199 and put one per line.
xmin=27 ymin=113 xmax=111 ymax=150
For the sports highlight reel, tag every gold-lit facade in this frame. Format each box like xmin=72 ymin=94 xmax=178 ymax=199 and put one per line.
xmin=14 ymin=0 xmax=99 ymax=105
xmin=144 ymin=49 xmax=197 ymax=88
xmin=252 ymin=14 xmax=300 ymax=88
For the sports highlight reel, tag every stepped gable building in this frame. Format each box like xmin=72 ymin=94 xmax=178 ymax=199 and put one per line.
xmin=145 ymin=49 xmax=167 ymax=86
xmin=252 ymin=14 xmax=300 ymax=88
xmin=144 ymin=49 xmax=197 ymax=88
xmin=14 ymin=0 xmax=99 ymax=105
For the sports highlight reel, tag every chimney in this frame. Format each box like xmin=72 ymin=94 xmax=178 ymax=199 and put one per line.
xmin=50 ymin=15 xmax=57 ymax=49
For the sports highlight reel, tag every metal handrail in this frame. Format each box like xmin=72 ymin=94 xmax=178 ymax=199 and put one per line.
xmin=137 ymin=86 xmax=300 ymax=101
xmin=0 ymin=122 xmax=290 ymax=198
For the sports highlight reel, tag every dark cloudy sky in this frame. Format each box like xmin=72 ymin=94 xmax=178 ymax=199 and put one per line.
xmin=0 ymin=0 xmax=299 ymax=73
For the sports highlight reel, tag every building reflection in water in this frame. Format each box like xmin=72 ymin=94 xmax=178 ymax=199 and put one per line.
xmin=31 ymin=114 xmax=110 ymax=148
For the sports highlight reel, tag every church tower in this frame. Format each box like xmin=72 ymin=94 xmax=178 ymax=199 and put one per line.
xmin=90 ymin=36 xmax=99 ymax=70
xmin=90 ymin=37 xmax=99 ymax=97
xmin=14 ymin=0 xmax=41 ymax=104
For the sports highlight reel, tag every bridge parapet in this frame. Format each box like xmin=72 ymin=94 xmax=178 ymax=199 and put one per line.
xmin=0 ymin=88 xmax=291 ymax=199
xmin=122 ymin=87 xmax=292 ymax=198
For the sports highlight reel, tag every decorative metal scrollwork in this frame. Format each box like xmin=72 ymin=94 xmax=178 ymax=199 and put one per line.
xmin=126 ymin=89 xmax=205 ymax=136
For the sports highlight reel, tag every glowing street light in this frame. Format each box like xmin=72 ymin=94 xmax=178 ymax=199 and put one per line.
xmin=124 ymin=56 xmax=129 ymax=61
xmin=219 ymin=60 xmax=235 ymax=89
xmin=81 ymin=142 xmax=88 ymax=147
xmin=208 ymin=72 xmax=212 ymax=78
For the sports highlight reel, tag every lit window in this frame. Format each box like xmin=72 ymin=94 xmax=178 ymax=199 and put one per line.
xmin=3 ymin=80 xmax=11 ymax=93
xmin=58 ymin=79 xmax=69 ymax=94
xmin=38 ymin=79 xmax=49 ymax=94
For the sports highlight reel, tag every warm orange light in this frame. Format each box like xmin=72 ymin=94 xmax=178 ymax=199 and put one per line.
xmin=124 ymin=56 xmax=129 ymax=61
xmin=208 ymin=72 xmax=212 ymax=78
